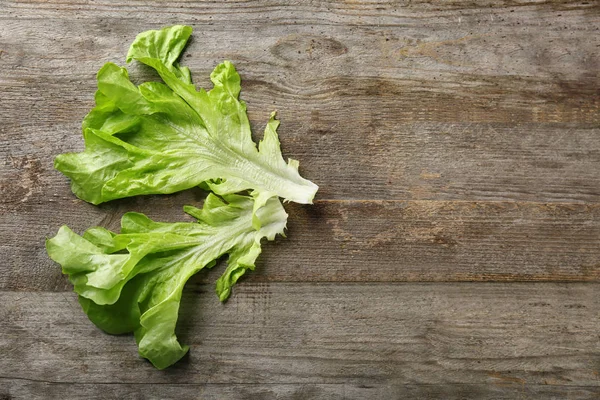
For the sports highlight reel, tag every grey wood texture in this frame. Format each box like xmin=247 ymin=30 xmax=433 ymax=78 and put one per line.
xmin=3 ymin=199 xmax=600 ymax=292
xmin=3 ymin=383 xmax=600 ymax=400
xmin=0 ymin=0 xmax=599 ymax=399
xmin=1 ymin=285 xmax=599 ymax=395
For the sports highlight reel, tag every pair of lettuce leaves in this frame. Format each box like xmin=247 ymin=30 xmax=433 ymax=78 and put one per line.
xmin=46 ymin=25 xmax=317 ymax=369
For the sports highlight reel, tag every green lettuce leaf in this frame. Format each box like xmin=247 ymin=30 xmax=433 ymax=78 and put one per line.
xmin=46 ymin=193 xmax=287 ymax=369
xmin=55 ymin=25 xmax=318 ymax=205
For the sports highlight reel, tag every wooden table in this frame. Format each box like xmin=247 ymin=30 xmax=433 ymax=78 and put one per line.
xmin=1 ymin=1 xmax=599 ymax=399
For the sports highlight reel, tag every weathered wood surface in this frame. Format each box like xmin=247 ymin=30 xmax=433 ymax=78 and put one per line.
xmin=1 ymin=6 xmax=599 ymax=203
xmin=3 ymin=383 xmax=599 ymax=400
xmin=1 ymin=0 xmax=599 ymax=398
xmin=3 ymin=382 xmax=599 ymax=400
xmin=3 ymin=198 xmax=600 ymax=291
xmin=1 ymin=284 xmax=599 ymax=397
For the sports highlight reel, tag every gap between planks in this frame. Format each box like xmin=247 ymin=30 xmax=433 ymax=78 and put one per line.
xmin=2 ymin=281 xmax=599 ymax=294
xmin=311 ymin=199 xmax=600 ymax=205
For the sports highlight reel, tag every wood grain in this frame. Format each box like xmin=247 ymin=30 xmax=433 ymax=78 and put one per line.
xmin=1 ymin=0 xmax=599 ymax=398
xmin=1 ymin=284 xmax=598 ymax=389
xmin=2 ymin=381 xmax=599 ymax=400
xmin=2 ymin=198 xmax=600 ymax=291
xmin=1 ymin=7 xmax=598 ymax=203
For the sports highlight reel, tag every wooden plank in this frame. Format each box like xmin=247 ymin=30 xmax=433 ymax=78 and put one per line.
xmin=2 ymin=199 xmax=599 ymax=291
xmin=1 ymin=11 xmax=598 ymax=203
xmin=1 ymin=0 xmax=598 ymax=27
xmin=2 ymin=119 xmax=599 ymax=203
xmin=0 ymin=283 xmax=598 ymax=388
xmin=2 ymin=380 xmax=599 ymax=400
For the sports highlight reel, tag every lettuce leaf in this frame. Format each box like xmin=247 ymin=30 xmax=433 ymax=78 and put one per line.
xmin=46 ymin=193 xmax=287 ymax=369
xmin=54 ymin=25 xmax=318 ymax=205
